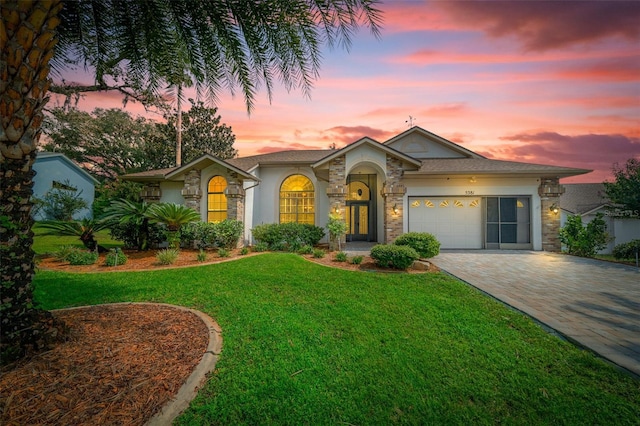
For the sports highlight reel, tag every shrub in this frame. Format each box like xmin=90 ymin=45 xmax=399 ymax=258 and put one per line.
xmin=252 ymin=223 xmax=325 ymax=251
xmin=370 ymin=244 xmax=419 ymax=270
xmin=218 ymin=248 xmax=230 ymax=258
xmin=31 ymin=181 xmax=88 ymax=221
xmin=351 ymin=255 xmax=364 ymax=265
xmin=180 ymin=220 xmax=243 ymax=250
xmin=67 ymin=250 xmax=99 ymax=265
xmin=54 ymin=245 xmax=80 ymax=261
xmin=612 ymin=239 xmax=640 ymax=260
xmin=215 ymin=219 xmax=244 ymax=249
xmin=297 ymin=245 xmax=314 ymax=255
xmin=394 ymin=232 xmax=440 ymax=259
xmin=334 ymin=251 xmax=348 ymax=262
xmin=253 ymin=242 xmax=269 ymax=252
xmin=326 ymin=213 xmax=347 ymax=251
xmin=313 ymin=248 xmax=326 ymax=258
xmin=240 ymin=247 xmax=250 ymax=255
xmin=156 ymin=248 xmax=180 ymax=265
xmin=110 ymin=221 xmax=165 ymax=250
xmin=560 ymin=213 xmax=608 ymax=257
xmin=105 ymin=249 xmax=127 ymax=266
xmin=197 ymin=249 xmax=207 ymax=262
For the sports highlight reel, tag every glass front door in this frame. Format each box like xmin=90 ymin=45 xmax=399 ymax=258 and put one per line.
xmin=346 ymin=202 xmax=369 ymax=241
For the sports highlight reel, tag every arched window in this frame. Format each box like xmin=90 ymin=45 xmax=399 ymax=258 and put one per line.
xmin=280 ymin=174 xmax=315 ymax=224
xmin=207 ymin=176 xmax=227 ymax=222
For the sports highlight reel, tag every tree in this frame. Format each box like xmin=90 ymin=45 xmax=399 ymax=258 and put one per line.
xmin=42 ymin=107 xmax=167 ymax=179
xmin=146 ymin=100 xmax=238 ymax=166
xmin=559 ymin=213 xmax=609 ymax=258
xmin=604 ymin=158 xmax=640 ymax=214
xmin=145 ymin=203 xmax=201 ymax=248
xmin=1 ymin=0 xmax=381 ymax=361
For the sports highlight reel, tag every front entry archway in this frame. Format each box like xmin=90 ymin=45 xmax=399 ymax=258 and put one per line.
xmin=345 ymin=174 xmax=377 ymax=242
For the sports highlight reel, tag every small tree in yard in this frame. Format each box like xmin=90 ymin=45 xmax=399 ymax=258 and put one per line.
xmin=327 ymin=213 xmax=348 ymax=251
xmin=560 ymin=213 xmax=609 ymax=258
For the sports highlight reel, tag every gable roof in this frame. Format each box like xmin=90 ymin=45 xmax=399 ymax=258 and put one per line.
xmin=404 ymin=158 xmax=591 ymax=178
xmin=384 ymin=126 xmax=485 ymax=159
xmin=35 ymin=152 xmax=100 ymax=184
xmin=560 ymin=183 xmax=609 ymax=215
xmin=122 ymin=154 xmax=258 ymax=182
xmin=312 ymin=137 xmax=422 ymax=169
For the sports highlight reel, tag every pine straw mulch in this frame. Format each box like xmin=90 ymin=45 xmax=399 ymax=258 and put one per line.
xmin=0 ymin=304 xmax=208 ymax=426
xmin=1 ymin=249 xmax=437 ymax=425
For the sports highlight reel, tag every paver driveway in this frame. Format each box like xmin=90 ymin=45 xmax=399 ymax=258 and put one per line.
xmin=431 ymin=251 xmax=640 ymax=377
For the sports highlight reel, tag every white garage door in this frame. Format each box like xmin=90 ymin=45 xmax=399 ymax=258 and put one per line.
xmin=408 ymin=196 xmax=483 ymax=249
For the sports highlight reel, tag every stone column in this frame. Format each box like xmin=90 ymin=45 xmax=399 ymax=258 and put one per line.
xmin=381 ymin=155 xmax=406 ymax=244
xmin=538 ymin=177 xmax=565 ymax=252
xmin=382 ymin=183 xmax=406 ymax=244
xmin=327 ymin=156 xmax=347 ymax=250
xmin=140 ymin=183 xmax=161 ymax=203
xmin=226 ymin=173 xmax=245 ymax=222
xmin=181 ymin=169 xmax=202 ymax=212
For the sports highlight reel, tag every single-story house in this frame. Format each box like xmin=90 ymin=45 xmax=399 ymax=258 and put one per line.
xmin=33 ymin=152 xmax=99 ymax=220
xmin=560 ymin=183 xmax=640 ymax=254
xmin=122 ymin=126 xmax=590 ymax=251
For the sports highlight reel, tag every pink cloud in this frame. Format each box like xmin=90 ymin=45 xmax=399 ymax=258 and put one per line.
xmin=486 ymin=131 xmax=640 ymax=182
xmin=435 ymin=1 xmax=640 ymax=51
xmin=554 ymin=57 xmax=640 ymax=82
xmin=319 ymin=126 xmax=392 ymax=145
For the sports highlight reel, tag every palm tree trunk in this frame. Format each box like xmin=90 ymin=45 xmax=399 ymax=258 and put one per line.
xmin=1 ymin=0 xmax=63 ymax=361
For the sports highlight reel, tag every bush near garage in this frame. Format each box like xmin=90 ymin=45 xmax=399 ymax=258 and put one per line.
xmin=370 ymin=244 xmax=419 ymax=270
xmin=612 ymin=239 xmax=640 ymax=260
xmin=393 ymin=232 xmax=440 ymax=259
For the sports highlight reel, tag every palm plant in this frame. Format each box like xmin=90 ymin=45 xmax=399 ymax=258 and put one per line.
xmin=102 ymin=199 xmax=154 ymax=251
xmin=38 ymin=219 xmax=110 ymax=252
xmin=1 ymin=0 xmax=382 ymax=362
xmin=145 ymin=203 xmax=201 ymax=248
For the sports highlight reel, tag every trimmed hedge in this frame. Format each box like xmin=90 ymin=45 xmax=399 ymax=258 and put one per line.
xmin=180 ymin=219 xmax=243 ymax=250
xmin=252 ymin=222 xmax=325 ymax=251
xmin=613 ymin=239 xmax=640 ymax=260
xmin=370 ymin=244 xmax=419 ymax=270
xmin=393 ymin=232 xmax=440 ymax=259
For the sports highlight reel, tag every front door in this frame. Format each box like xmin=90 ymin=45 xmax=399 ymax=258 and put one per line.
xmin=346 ymin=202 xmax=369 ymax=241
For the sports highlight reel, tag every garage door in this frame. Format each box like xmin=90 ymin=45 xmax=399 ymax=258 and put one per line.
xmin=408 ymin=196 xmax=483 ymax=249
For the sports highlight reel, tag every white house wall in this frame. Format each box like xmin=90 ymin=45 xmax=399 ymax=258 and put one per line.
xmin=159 ymin=181 xmax=184 ymax=205
xmin=247 ymin=166 xmax=330 ymax=244
xmin=403 ymin=176 xmax=543 ymax=250
xmin=386 ymin=135 xmax=467 ymax=159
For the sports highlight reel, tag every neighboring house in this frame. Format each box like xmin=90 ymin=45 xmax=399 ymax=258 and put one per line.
xmin=32 ymin=152 xmax=99 ymax=220
xmin=122 ymin=127 xmax=590 ymax=251
xmin=560 ymin=183 xmax=640 ymax=254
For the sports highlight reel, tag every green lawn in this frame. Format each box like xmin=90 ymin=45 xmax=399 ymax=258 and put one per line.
xmin=32 ymin=222 xmax=122 ymax=255
xmin=33 ymin=254 xmax=639 ymax=425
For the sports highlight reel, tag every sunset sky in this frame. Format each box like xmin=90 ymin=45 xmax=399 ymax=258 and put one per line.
xmin=52 ymin=1 xmax=640 ymax=184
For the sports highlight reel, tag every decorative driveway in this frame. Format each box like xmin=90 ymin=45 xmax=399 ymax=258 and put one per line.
xmin=431 ymin=250 xmax=640 ymax=377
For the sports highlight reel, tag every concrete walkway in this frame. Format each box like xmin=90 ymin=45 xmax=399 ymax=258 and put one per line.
xmin=431 ymin=251 xmax=640 ymax=377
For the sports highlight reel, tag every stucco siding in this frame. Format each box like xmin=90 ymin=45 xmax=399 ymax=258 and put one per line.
xmin=32 ymin=156 xmax=96 ymax=220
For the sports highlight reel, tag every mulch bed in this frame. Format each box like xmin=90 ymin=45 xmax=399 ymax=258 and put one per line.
xmin=1 ymin=249 xmax=437 ymax=425
xmin=0 ymin=304 xmax=208 ymax=426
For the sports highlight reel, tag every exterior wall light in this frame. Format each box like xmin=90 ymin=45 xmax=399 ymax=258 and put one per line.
xmin=549 ymin=203 xmax=559 ymax=214
xmin=393 ymin=204 xmax=399 ymax=215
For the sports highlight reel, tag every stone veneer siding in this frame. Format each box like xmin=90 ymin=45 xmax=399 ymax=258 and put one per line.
xmin=382 ymin=155 xmax=405 ymax=244
xmin=326 ymin=156 xmax=347 ymax=250
xmin=226 ymin=172 xmax=245 ymax=224
xmin=538 ymin=177 xmax=564 ymax=252
xmin=181 ymin=169 xmax=202 ymax=212
xmin=140 ymin=183 xmax=161 ymax=203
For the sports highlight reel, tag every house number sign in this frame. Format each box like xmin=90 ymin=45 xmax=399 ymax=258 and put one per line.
xmin=465 ymin=190 xmax=475 ymax=195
